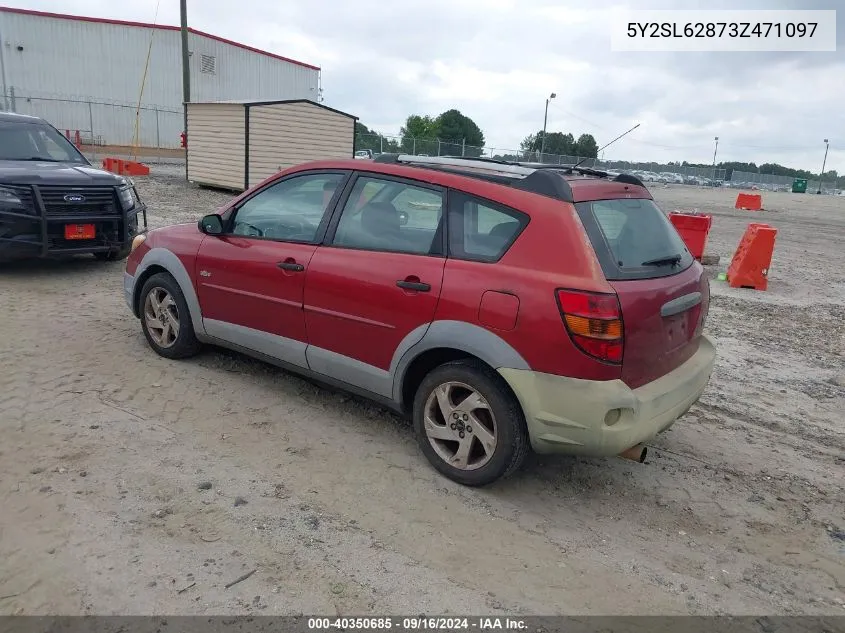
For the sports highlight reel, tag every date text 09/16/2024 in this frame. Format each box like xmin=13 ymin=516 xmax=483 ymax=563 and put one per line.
xmin=307 ymin=617 xmax=528 ymax=631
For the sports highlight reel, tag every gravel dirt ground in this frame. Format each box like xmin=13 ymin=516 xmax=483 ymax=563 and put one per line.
xmin=1 ymin=166 xmax=843 ymax=616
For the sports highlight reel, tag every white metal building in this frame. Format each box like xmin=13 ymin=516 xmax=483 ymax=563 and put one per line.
xmin=0 ymin=6 xmax=322 ymax=148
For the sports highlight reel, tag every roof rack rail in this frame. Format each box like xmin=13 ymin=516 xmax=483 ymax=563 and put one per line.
xmin=512 ymin=170 xmax=574 ymax=202
xmin=372 ymin=153 xmax=401 ymax=164
xmin=556 ymin=164 xmax=610 ymax=178
xmin=517 ymin=163 xmax=646 ymax=188
xmin=613 ymin=173 xmax=646 ymax=188
xmin=371 ymin=153 xmax=535 ymax=176
xmin=437 ymin=155 xmax=518 ymax=166
xmin=367 ymin=154 xmax=651 ymax=202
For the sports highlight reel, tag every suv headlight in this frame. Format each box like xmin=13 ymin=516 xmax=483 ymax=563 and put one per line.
xmin=118 ymin=185 xmax=138 ymax=211
xmin=0 ymin=186 xmax=26 ymax=213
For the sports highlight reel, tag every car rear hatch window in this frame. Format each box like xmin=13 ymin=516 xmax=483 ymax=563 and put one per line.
xmin=575 ymin=197 xmax=709 ymax=388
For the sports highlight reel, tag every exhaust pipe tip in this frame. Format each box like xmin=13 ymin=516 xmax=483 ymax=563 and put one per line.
xmin=618 ymin=444 xmax=648 ymax=463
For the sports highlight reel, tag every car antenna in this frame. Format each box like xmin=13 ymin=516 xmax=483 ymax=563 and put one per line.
xmin=571 ymin=123 xmax=641 ymax=169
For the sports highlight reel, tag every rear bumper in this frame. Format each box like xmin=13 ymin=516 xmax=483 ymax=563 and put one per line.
xmin=499 ymin=336 xmax=716 ymax=456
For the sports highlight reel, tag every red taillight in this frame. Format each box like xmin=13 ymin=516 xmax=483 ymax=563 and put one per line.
xmin=556 ymin=289 xmax=624 ymax=364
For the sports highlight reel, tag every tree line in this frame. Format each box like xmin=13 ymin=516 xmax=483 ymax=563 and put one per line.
xmin=355 ymin=109 xmax=489 ymax=158
xmin=355 ymin=109 xmax=599 ymax=160
xmin=355 ymin=111 xmax=839 ymax=186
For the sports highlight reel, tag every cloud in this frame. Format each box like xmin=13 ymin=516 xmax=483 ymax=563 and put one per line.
xmin=10 ymin=0 xmax=844 ymax=172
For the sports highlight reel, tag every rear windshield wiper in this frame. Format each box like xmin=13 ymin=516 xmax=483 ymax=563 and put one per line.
xmin=641 ymin=253 xmax=682 ymax=267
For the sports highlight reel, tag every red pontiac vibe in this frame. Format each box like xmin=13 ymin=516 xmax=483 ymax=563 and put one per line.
xmin=123 ymin=155 xmax=715 ymax=486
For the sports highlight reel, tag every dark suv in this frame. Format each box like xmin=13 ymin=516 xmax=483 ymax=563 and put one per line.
xmin=0 ymin=112 xmax=147 ymax=262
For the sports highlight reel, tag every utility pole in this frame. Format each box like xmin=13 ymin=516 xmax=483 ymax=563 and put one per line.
xmin=712 ymin=136 xmax=719 ymax=181
xmin=180 ymin=0 xmax=190 ymax=180
xmin=0 ymin=20 xmax=8 ymax=111
xmin=818 ymin=138 xmax=829 ymax=194
xmin=539 ymin=92 xmax=556 ymax=162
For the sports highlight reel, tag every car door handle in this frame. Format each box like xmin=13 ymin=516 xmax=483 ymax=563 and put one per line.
xmin=396 ymin=279 xmax=431 ymax=292
xmin=277 ymin=261 xmax=305 ymax=272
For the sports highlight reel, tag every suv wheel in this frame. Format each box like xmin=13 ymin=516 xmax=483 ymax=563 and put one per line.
xmin=94 ymin=245 xmax=131 ymax=262
xmin=139 ymin=272 xmax=202 ymax=359
xmin=413 ymin=359 xmax=529 ymax=486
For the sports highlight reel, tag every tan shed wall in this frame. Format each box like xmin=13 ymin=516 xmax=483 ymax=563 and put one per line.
xmin=186 ymin=103 xmax=245 ymax=190
xmin=247 ymin=102 xmax=354 ymax=188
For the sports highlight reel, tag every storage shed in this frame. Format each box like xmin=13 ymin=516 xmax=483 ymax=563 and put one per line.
xmin=186 ymin=99 xmax=357 ymax=191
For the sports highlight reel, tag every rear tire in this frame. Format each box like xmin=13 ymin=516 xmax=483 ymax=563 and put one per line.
xmin=139 ymin=272 xmax=202 ymax=359
xmin=413 ymin=359 xmax=529 ymax=486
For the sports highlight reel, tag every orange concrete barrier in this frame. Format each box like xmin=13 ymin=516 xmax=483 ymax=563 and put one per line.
xmin=101 ymin=157 xmax=149 ymax=176
xmin=121 ymin=160 xmax=150 ymax=176
xmin=735 ymin=192 xmax=762 ymax=211
xmin=727 ymin=223 xmax=777 ymax=291
xmin=669 ymin=212 xmax=712 ymax=261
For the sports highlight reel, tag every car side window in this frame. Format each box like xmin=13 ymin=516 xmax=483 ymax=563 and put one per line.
xmin=230 ymin=173 xmax=345 ymax=242
xmin=448 ymin=191 xmax=528 ymax=262
xmin=332 ymin=176 xmax=444 ymax=255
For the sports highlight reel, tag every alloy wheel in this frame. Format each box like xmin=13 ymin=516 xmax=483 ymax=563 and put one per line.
xmin=423 ymin=381 xmax=498 ymax=471
xmin=143 ymin=287 xmax=180 ymax=348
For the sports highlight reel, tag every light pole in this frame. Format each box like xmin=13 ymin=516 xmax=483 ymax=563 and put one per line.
xmin=817 ymin=138 xmax=829 ymax=194
xmin=539 ymin=92 xmax=556 ymax=162
xmin=180 ymin=0 xmax=190 ymax=181
xmin=712 ymin=136 xmax=719 ymax=181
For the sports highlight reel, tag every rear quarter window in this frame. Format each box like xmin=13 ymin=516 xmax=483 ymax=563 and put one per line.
xmin=447 ymin=191 xmax=528 ymax=262
xmin=576 ymin=197 xmax=694 ymax=281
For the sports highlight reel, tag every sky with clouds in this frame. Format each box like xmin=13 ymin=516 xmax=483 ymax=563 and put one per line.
xmin=9 ymin=0 xmax=844 ymax=173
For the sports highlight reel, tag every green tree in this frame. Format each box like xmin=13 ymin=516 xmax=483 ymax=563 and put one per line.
xmin=519 ymin=133 xmax=538 ymax=155
xmin=400 ymin=115 xmax=439 ymax=140
xmin=435 ymin=109 xmax=485 ymax=157
xmin=575 ymin=134 xmax=599 ymax=158
xmin=399 ymin=115 xmax=439 ymax=154
xmin=520 ymin=130 xmax=577 ymax=158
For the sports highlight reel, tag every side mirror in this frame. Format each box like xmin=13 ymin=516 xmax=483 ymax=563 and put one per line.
xmin=198 ymin=214 xmax=223 ymax=235
xmin=398 ymin=210 xmax=409 ymax=226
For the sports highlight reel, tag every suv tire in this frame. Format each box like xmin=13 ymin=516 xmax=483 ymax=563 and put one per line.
xmin=413 ymin=359 xmax=529 ymax=486
xmin=139 ymin=272 xmax=202 ymax=360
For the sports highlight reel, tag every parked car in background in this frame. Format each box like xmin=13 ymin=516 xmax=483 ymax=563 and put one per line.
xmin=661 ymin=173 xmax=684 ymax=184
xmin=123 ymin=154 xmax=715 ymax=486
xmin=354 ymin=150 xmax=374 ymax=160
xmin=0 ymin=112 xmax=146 ymax=262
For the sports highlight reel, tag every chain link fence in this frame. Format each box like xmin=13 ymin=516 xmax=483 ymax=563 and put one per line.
xmin=727 ymin=170 xmax=839 ymax=194
xmin=356 ymin=132 xmax=845 ymax=192
xmin=357 ymin=132 xmax=731 ymax=184
xmin=2 ymin=87 xmax=183 ymax=160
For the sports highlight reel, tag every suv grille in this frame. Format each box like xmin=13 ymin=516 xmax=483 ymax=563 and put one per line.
xmin=38 ymin=186 xmax=118 ymax=217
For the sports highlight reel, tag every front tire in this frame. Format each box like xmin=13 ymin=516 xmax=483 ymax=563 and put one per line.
xmin=413 ymin=359 xmax=529 ymax=486
xmin=139 ymin=272 xmax=202 ymax=359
